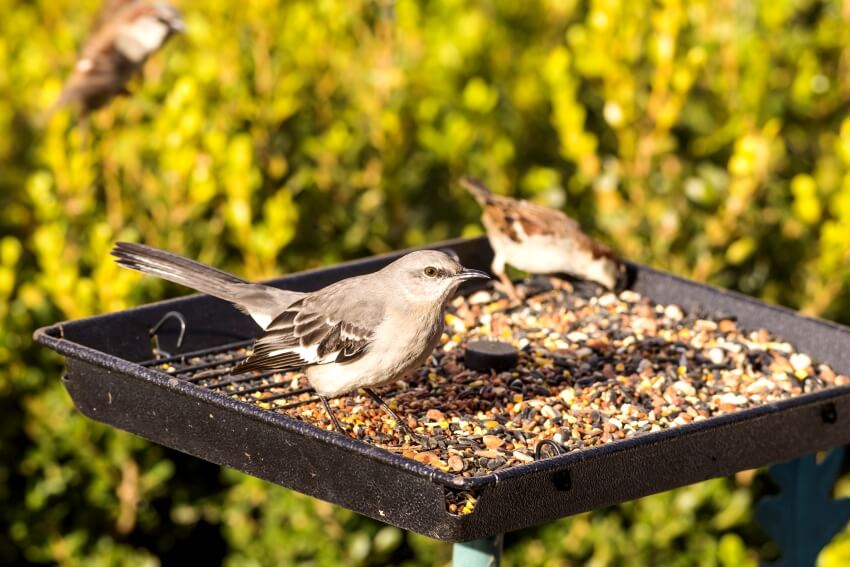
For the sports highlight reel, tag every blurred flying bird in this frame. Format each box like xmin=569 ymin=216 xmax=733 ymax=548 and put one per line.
xmin=49 ymin=0 xmax=184 ymax=117
xmin=111 ymin=242 xmax=488 ymax=441
xmin=461 ymin=176 xmax=625 ymax=300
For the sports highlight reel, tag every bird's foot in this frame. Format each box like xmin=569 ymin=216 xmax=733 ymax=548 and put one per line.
xmin=547 ymin=276 xmax=575 ymax=294
xmin=564 ymin=278 xmax=607 ymax=298
xmin=415 ymin=434 xmax=436 ymax=451
xmin=362 ymin=387 xmax=431 ymax=447
xmin=494 ymin=273 xmax=523 ymax=304
xmin=319 ymin=395 xmax=351 ymax=437
xmin=398 ymin=419 xmax=431 ymax=449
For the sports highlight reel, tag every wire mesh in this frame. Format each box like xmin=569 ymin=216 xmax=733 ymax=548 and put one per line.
xmin=141 ymin=340 xmax=319 ymax=411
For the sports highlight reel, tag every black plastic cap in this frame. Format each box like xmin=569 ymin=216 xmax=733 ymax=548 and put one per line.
xmin=465 ymin=340 xmax=519 ymax=372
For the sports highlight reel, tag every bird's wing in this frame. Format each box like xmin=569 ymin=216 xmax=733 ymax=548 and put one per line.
xmin=461 ymin=177 xmax=580 ymax=242
xmin=479 ymin=192 xmax=574 ymax=241
xmin=515 ymin=199 xmax=621 ymax=260
xmin=509 ymin=198 xmax=578 ymax=238
xmin=237 ymin=279 xmax=385 ymax=374
xmin=488 ymin=195 xmax=621 ymax=261
xmin=57 ymin=35 xmax=133 ymax=109
xmin=462 ymin=177 xmax=621 ymax=263
xmin=90 ymin=0 xmax=139 ymax=35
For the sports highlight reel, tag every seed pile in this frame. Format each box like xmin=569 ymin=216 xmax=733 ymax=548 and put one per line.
xmin=153 ymin=278 xmax=849 ymax=515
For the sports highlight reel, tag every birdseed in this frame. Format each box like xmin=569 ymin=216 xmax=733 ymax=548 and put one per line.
xmin=153 ymin=277 xmax=849 ymax=515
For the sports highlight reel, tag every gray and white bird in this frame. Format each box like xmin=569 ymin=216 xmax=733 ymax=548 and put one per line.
xmin=461 ymin=177 xmax=626 ymax=299
xmin=51 ymin=0 xmax=184 ymax=116
xmin=111 ymin=242 xmax=488 ymax=439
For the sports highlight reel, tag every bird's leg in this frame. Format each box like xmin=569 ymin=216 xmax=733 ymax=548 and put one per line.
xmin=495 ymin=270 xmax=522 ymax=303
xmin=548 ymin=276 xmax=575 ymax=294
xmin=490 ymin=254 xmax=521 ymax=303
xmin=362 ymin=387 xmax=427 ymax=447
xmin=319 ymin=395 xmax=348 ymax=436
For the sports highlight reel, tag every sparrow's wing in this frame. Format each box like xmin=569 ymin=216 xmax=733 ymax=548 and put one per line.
xmin=460 ymin=177 xmax=581 ymax=242
xmin=462 ymin=176 xmax=622 ymax=268
xmin=237 ymin=281 xmax=385 ymax=374
xmin=90 ymin=0 xmax=139 ymax=35
xmin=514 ymin=200 xmax=621 ymax=260
xmin=56 ymin=34 xmax=134 ymax=111
xmin=510 ymin=199 xmax=578 ymax=237
xmin=479 ymin=192 xmax=573 ymax=240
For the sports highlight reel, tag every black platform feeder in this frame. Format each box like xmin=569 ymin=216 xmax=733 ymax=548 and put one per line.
xmin=34 ymin=237 xmax=850 ymax=551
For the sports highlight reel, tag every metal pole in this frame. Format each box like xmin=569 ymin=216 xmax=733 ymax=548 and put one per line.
xmin=757 ymin=449 xmax=850 ymax=567
xmin=452 ymin=534 xmax=503 ymax=567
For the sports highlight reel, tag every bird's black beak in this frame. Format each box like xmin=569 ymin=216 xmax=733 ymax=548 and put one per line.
xmin=456 ymin=268 xmax=490 ymax=281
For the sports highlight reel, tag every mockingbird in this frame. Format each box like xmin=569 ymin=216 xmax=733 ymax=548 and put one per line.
xmin=112 ymin=242 xmax=488 ymax=441
xmin=460 ymin=177 xmax=625 ymax=300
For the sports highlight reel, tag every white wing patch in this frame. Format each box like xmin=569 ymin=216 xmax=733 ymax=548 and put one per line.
xmin=268 ymin=344 xmax=321 ymax=364
xmin=253 ymin=313 xmax=274 ymax=329
xmin=235 ymin=294 xmax=377 ymax=375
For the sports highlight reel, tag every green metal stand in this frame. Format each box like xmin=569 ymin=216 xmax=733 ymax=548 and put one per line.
xmin=452 ymin=534 xmax=503 ymax=567
xmin=757 ymin=449 xmax=850 ymax=567
xmin=450 ymin=451 xmax=850 ymax=567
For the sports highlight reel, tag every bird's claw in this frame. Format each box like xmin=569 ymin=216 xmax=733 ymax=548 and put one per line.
xmin=413 ymin=433 xmax=434 ymax=450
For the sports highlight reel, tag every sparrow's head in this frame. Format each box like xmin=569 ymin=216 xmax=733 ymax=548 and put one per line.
xmin=129 ymin=2 xmax=185 ymax=33
xmin=115 ymin=2 xmax=184 ymax=62
xmin=385 ymin=250 xmax=490 ymax=303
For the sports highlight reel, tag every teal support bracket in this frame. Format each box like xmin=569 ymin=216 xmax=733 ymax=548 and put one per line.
xmin=757 ymin=449 xmax=850 ymax=567
xmin=452 ymin=534 xmax=504 ymax=567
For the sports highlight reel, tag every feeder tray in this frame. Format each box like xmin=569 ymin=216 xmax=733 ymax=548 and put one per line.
xmin=34 ymin=237 xmax=850 ymax=542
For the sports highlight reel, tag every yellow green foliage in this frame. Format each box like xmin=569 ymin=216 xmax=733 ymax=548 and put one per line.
xmin=1 ymin=0 xmax=850 ymax=564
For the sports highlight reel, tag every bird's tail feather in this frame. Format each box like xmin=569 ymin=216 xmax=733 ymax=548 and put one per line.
xmin=112 ymin=241 xmax=250 ymax=301
xmin=459 ymin=176 xmax=493 ymax=206
xmin=112 ymin=242 xmax=302 ymax=329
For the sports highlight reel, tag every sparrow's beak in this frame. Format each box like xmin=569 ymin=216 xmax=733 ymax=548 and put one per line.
xmin=455 ymin=268 xmax=490 ymax=281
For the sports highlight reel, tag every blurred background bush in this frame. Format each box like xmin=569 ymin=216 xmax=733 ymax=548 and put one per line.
xmin=2 ymin=0 xmax=850 ymax=564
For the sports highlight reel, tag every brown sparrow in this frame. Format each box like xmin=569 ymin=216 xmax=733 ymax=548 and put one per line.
xmin=461 ymin=176 xmax=626 ymax=299
xmin=51 ymin=1 xmax=184 ymax=116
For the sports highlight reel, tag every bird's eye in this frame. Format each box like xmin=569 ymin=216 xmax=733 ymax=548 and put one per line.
xmin=424 ymin=266 xmax=438 ymax=277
